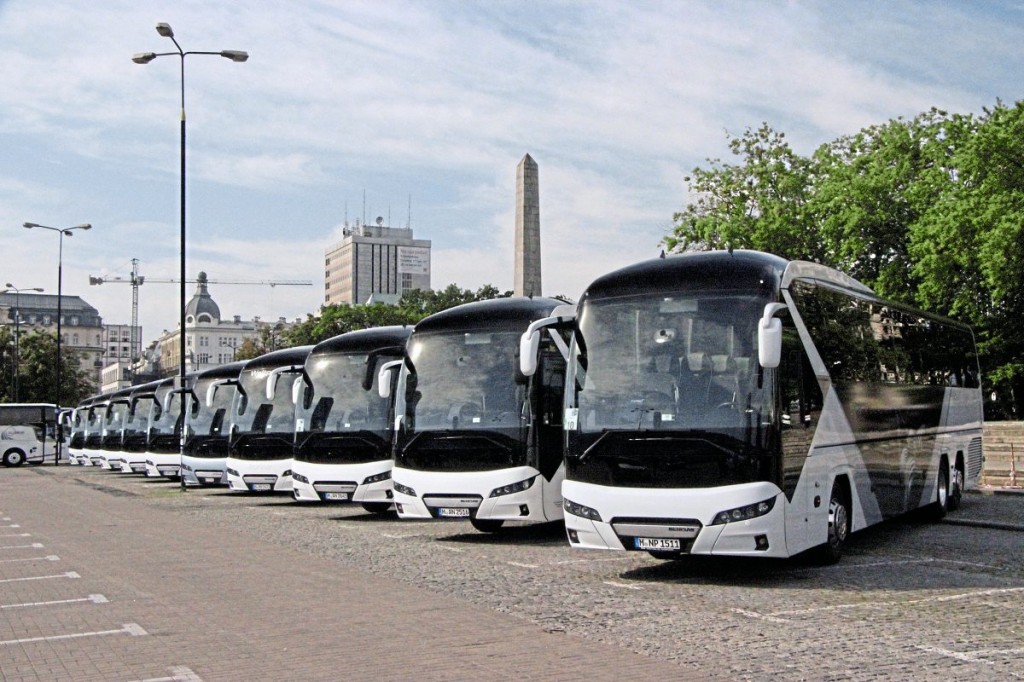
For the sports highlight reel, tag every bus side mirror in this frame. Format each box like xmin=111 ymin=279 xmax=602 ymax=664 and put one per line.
xmin=266 ymin=373 xmax=279 ymax=401
xmin=519 ymin=330 xmax=541 ymax=377
xmin=291 ymin=377 xmax=304 ymax=405
xmin=206 ymin=384 xmax=218 ymax=408
xmin=378 ymin=360 xmax=403 ymax=399
xmin=758 ymin=302 xmax=787 ymax=369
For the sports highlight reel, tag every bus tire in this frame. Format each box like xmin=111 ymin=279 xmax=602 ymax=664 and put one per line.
xmin=927 ymin=459 xmax=949 ymax=521
xmin=3 ymin=449 xmax=27 ymax=467
xmin=361 ymin=502 xmax=392 ymax=514
xmin=813 ymin=481 xmax=850 ymax=565
xmin=948 ymin=457 xmax=964 ymax=512
xmin=470 ymin=518 xmax=504 ymax=533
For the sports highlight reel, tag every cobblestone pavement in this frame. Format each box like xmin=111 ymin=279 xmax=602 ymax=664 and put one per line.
xmin=3 ymin=465 xmax=1023 ymax=681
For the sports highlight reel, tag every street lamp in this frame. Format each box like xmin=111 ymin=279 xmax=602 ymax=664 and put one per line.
xmin=134 ymin=22 xmax=248 ymax=490
xmin=23 ymin=223 xmax=92 ymax=416
xmin=1 ymin=283 xmax=44 ymax=401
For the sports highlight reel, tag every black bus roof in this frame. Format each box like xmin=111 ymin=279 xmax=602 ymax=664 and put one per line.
xmin=582 ymin=250 xmax=789 ymax=303
xmin=309 ymin=325 xmax=412 ymax=358
xmin=193 ymin=360 xmax=248 ymax=382
xmin=240 ymin=345 xmax=314 ymax=372
xmin=414 ymin=297 xmax=566 ymax=334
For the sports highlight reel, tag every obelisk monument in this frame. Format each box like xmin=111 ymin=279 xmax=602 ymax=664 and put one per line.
xmin=514 ymin=154 xmax=542 ymax=297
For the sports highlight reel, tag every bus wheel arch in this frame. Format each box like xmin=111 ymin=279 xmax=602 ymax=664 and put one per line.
xmin=2 ymin=448 xmax=27 ymax=467
xmin=813 ymin=474 xmax=851 ymax=565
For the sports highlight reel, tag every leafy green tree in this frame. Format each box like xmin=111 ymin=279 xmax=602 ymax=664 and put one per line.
xmin=281 ymin=284 xmax=514 ymax=348
xmin=665 ymin=123 xmax=819 ymax=260
xmin=0 ymin=329 xmax=93 ymax=405
xmin=664 ymin=101 xmax=1024 ymax=417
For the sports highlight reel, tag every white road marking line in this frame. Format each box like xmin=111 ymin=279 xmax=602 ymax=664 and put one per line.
xmin=0 ymin=622 xmax=147 ymax=646
xmin=0 ymin=555 xmax=59 ymax=564
xmin=914 ymin=644 xmax=992 ymax=664
xmin=381 ymin=533 xmax=414 ymax=539
xmin=731 ymin=608 xmax=790 ymax=623
xmin=129 ymin=665 xmax=203 ymax=682
xmin=1 ymin=594 xmax=108 ymax=609
xmin=0 ymin=571 xmax=80 ymax=584
xmin=0 ymin=533 xmax=31 ymax=538
xmin=771 ymin=586 xmax=1024 ymax=617
xmin=435 ymin=545 xmax=465 ymax=553
xmin=0 ymin=542 xmax=44 ymax=550
xmin=3 ymin=524 xmax=20 ymax=528
xmin=603 ymin=580 xmax=643 ymax=591
xmin=507 ymin=561 xmax=539 ymax=569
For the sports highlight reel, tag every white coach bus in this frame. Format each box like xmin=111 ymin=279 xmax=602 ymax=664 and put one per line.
xmin=117 ymin=380 xmax=163 ymax=474
xmin=144 ymin=375 xmax=194 ymax=480
xmin=0 ymin=403 xmax=59 ymax=467
xmin=225 ymin=346 xmax=313 ymax=493
xmin=67 ymin=397 xmax=97 ymax=465
xmin=82 ymin=394 xmax=110 ymax=467
xmin=537 ymin=250 xmax=982 ymax=563
xmin=385 ymin=297 xmax=571 ymax=532
xmin=97 ymin=386 xmax=134 ymax=471
xmin=291 ymin=326 xmax=411 ymax=510
xmin=181 ymin=361 xmax=246 ymax=487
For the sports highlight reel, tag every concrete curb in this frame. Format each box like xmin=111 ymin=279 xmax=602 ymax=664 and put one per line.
xmin=942 ymin=517 xmax=1024 ymax=532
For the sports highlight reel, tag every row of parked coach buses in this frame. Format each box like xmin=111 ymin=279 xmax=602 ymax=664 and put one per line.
xmin=60 ymin=251 xmax=984 ymax=563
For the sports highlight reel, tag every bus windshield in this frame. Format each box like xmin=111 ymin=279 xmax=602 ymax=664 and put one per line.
xmin=234 ymin=368 xmax=298 ymax=436
xmin=189 ymin=378 xmax=236 ymax=438
xmin=568 ymin=292 xmax=776 ymax=488
xmin=149 ymin=389 xmax=183 ymax=437
xmin=394 ymin=330 xmax=527 ymax=471
xmin=399 ymin=331 xmax=525 ymax=431
xmin=298 ymin=352 xmax=397 ymax=434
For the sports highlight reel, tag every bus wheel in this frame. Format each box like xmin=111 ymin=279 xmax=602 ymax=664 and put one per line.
xmin=470 ymin=518 xmax=504 ymax=533
xmin=814 ymin=483 xmax=849 ymax=565
xmin=3 ymin=449 xmax=27 ymax=467
xmin=361 ymin=502 xmax=392 ymax=514
xmin=948 ymin=460 xmax=964 ymax=512
xmin=928 ymin=462 xmax=949 ymax=521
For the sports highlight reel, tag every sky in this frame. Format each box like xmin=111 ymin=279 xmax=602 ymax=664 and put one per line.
xmin=1 ymin=0 xmax=1021 ymax=346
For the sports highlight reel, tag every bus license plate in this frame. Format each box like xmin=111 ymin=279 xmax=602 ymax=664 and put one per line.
xmin=324 ymin=492 xmax=349 ymax=501
xmin=438 ymin=507 xmax=470 ymax=518
xmin=252 ymin=483 xmax=272 ymax=492
xmin=634 ymin=537 xmax=681 ymax=551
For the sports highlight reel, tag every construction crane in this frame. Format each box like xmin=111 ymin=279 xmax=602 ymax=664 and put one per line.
xmin=88 ymin=258 xmax=313 ymax=362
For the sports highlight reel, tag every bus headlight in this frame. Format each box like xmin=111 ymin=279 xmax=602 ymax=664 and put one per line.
xmin=710 ymin=497 xmax=776 ymax=525
xmin=393 ymin=481 xmax=416 ymax=497
xmin=291 ymin=471 xmax=310 ymax=484
xmin=563 ymin=498 xmax=602 ymax=522
xmin=489 ymin=476 xmax=536 ymax=498
xmin=363 ymin=470 xmax=392 ymax=485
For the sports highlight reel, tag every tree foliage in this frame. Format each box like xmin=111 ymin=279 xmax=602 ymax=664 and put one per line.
xmin=0 ymin=328 xmax=94 ymax=406
xmin=281 ymin=284 xmax=513 ymax=348
xmin=666 ymin=101 xmax=1024 ymax=417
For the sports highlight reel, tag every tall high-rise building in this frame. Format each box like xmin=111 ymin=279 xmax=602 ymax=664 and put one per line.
xmin=324 ymin=219 xmax=431 ymax=305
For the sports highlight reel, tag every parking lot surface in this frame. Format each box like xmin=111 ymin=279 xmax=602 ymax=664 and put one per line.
xmin=2 ymin=465 xmax=1023 ymax=681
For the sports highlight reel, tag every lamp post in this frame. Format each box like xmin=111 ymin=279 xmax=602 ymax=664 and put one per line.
xmin=2 ymin=284 xmax=44 ymax=402
xmin=23 ymin=223 xmax=91 ymax=410
xmin=134 ymin=23 xmax=247 ymax=490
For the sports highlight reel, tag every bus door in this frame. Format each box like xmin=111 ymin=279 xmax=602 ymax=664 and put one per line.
xmin=536 ymin=338 xmax=567 ymax=519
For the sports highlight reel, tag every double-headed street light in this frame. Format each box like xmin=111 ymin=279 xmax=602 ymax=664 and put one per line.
xmin=23 ymin=223 xmax=92 ymax=420
xmin=134 ymin=22 xmax=248 ymax=490
xmin=2 ymin=283 xmax=44 ymax=401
